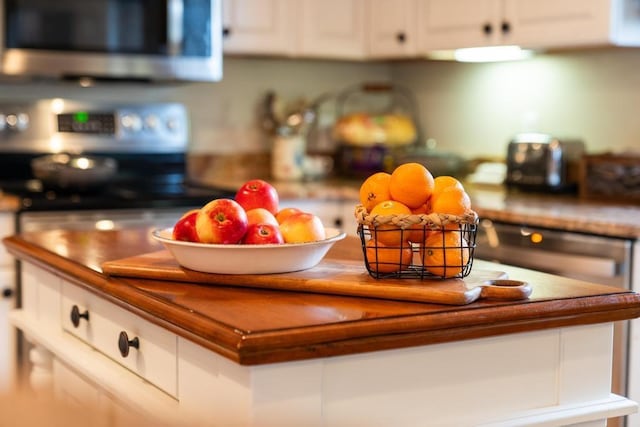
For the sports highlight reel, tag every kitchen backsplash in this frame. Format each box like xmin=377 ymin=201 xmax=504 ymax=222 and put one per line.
xmin=1 ymin=49 xmax=640 ymax=160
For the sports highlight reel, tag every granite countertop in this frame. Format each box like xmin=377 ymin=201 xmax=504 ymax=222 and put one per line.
xmin=2 ymin=153 xmax=639 ymax=238
xmin=468 ymin=185 xmax=640 ymax=239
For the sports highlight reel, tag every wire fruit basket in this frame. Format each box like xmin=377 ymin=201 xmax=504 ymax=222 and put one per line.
xmin=355 ymin=204 xmax=478 ymax=280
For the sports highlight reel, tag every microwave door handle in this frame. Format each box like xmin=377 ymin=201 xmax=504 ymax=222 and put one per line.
xmin=168 ymin=0 xmax=184 ymax=56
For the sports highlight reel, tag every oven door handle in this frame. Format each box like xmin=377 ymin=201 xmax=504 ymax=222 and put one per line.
xmin=482 ymin=245 xmax=620 ymax=280
xmin=167 ymin=0 xmax=184 ymax=56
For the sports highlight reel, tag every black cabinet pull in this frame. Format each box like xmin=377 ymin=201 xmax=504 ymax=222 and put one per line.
xmin=118 ymin=331 xmax=139 ymax=358
xmin=396 ymin=32 xmax=406 ymax=43
xmin=501 ymin=21 xmax=511 ymax=33
xmin=2 ymin=287 xmax=13 ymax=299
xmin=483 ymin=23 xmax=492 ymax=35
xmin=222 ymin=27 xmax=231 ymax=37
xmin=70 ymin=305 xmax=89 ymax=328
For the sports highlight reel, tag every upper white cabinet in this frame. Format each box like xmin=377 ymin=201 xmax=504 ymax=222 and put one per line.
xmin=222 ymin=0 xmax=297 ymax=55
xmin=504 ymin=0 xmax=612 ymax=49
xmin=222 ymin=0 xmax=367 ymax=59
xmin=417 ymin=0 xmax=620 ymax=51
xmin=368 ymin=0 xmax=419 ymax=58
xmin=417 ymin=0 xmax=499 ymax=51
xmin=223 ymin=0 xmax=640 ymax=59
xmin=297 ymin=0 xmax=368 ymax=59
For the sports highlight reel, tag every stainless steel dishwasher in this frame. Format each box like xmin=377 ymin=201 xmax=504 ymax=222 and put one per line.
xmin=475 ymin=218 xmax=634 ymax=426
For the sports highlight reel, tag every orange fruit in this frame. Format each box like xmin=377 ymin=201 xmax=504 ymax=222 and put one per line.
xmin=389 ymin=162 xmax=435 ymax=209
xmin=369 ymin=200 xmax=412 ymax=246
xmin=365 ymin=239 xmax=413 ymax=274
xmin=432 ymin=175 xmax=464 ymax=196
xmin=420 ymin=231 xmax=470 ymax=278
xmin=410 ymin=201 xmax=430 ymax=215
xmin=430 ymin=187 xmax=471 ymax=216
xmin=405 ymin=202 xmax=431 ymax=243
xmin=359 ymin=172 xmax=392 ymax=212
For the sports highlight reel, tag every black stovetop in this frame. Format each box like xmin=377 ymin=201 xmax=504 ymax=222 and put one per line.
xmin=1 ymin=177 xmax=234 ymax=212
xmin=0 ymin=152 xmax=234 ymax=212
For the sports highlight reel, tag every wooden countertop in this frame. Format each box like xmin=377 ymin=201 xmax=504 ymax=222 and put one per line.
xmin=4 ymin=229 xmax=640 ymax=365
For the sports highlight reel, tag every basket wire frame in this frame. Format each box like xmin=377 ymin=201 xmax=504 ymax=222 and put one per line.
xmin=355 ymin=204 xmax=478 ymax=280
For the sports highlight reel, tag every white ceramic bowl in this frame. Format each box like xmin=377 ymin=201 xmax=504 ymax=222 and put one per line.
xmin=151 ymin=227 xmax=347 ymax=274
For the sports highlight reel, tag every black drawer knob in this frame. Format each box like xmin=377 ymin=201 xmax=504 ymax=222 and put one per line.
xmin=396 ymin=32 xmax=406 ymax=43
xmin=2 ymin=287 xmax=13 ymax=299
xmin=483 ymin=23 xmax=492 ymax=35
xmin=118 ymin=331 xmax=139 ymax=358
xmin=501 ymin=21 xmax=511 ymax=33
xmin=70 ymin=305 xmax=89 ymax=328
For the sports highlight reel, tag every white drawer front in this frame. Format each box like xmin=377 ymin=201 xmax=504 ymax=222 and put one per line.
xmin=22 ymin=262 xmax=62 ymax=326
xmin=61 ymin=281 xmax=178 ymax=397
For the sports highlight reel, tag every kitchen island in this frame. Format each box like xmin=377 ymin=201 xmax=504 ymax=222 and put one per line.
xmin=4 ymin=229 xmax=640 ymax=427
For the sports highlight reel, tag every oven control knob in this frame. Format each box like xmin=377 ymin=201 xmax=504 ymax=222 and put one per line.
xmin=165 ymin=117 xmax=182 ymax=133
xmin=144 ymin=114 xmax=160 ymax=131
xmin=121 ymin=113 xmax=143 ymax=133
xmin=5 ymin=113 xmax=29 ymax=131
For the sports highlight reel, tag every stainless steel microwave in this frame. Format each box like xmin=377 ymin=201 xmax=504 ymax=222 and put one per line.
xmin=0 ymin=0 xmax=222 ymax=82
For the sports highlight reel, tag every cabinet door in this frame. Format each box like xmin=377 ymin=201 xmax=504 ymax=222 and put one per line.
xmin=0 ymin=270 xmax=15 ymax=392
xmin=297 ymin=0 xmax=367 ymax=59
xmin=418 ymin=0 xmax=501 ymax=50
xmin=52 ymin=359 xmax=110 ymax=427
xmin=504 ymin=0 xmax=612 ymax=48
xmin=368 ymin=0 xmax=419 ymax=58
xmin=222 ymin=0 xmax=297 ymax=55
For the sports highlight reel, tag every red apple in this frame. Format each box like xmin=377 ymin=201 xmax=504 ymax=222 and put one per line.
xmin=235 ymin=179 xmax=279 ymax=215
xmin=242 ymin=223 xmax=285 ymax=244
xmin=196 ymin=198 xmax=248 ymax=244
xmin=172 ymin=209 xmax=200 ymax=242
xmin=246 ymin=207 xmax=279 ymax=227
xmin=279 ymin=212 xmax=326 ymax=243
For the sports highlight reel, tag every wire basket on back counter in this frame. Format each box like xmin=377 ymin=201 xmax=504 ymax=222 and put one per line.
xmin=354 ymin=204 xmax=478 ymax=280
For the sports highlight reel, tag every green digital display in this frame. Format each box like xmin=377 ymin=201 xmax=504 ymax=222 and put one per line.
xmin=73 ymin=111 xmax=89 ymax=123
xmin=58 ymin=112 xmax=115 ymax=134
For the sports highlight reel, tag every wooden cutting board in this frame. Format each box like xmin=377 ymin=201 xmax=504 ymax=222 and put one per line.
xmin=101 ymin=250 xmax=530 ymax=305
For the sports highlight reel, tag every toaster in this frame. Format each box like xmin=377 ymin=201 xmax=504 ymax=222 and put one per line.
xmin=505 ymin=133 xmax=585 ymax=191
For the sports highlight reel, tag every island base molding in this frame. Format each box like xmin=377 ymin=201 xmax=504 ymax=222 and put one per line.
xmin=11 ymin=308 xmax=637 ymax=427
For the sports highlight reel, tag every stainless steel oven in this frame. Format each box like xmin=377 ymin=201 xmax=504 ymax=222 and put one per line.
xmin=0 ymin=98 xmax=233 ymax=389
xmin=475 ymin=219 xmax=635 ymax=427
xmin=0 ymin=0 xmax=223 ymax=82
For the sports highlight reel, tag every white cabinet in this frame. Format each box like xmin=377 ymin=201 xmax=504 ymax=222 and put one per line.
xmin=297 ymin=0 xmax=367 ymax=59
xmin=222 ymin=0 xmax=368 ymax=59
xmin=367 ymin=0 xmax=419 ymax=58
xmin=60 ymin=280 xmax=178 ymax=398
xmin=223 ymin=0 xmax=640 ymax=59
xmin=418 ymin=0 xmax=614 ymax=51
xmin=12 ymin=262 xmax=182 ymax=426
xmin=0 ymin=212 xmax=15 ymax=392
xmin=504 ymin=0 xmax=612 ymax=49
xmin=222 ymin=0 xmax=297 ymax=55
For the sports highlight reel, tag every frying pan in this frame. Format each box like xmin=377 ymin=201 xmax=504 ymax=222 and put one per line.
xmin=31 ymin=153 xmax=118 ymax=191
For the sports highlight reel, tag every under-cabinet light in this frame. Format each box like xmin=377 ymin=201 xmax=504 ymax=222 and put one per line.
xmin=427 ymin=45 xmax=535 ymax=62
xmin=454 ymin=45 xmax=534 ymax=62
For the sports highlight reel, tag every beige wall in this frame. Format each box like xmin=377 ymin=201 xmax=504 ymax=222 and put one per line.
xmin=2 ymin=48 xmax=640 ymax=159
xmin=393 ymin=47 xmax=640 ymax=159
